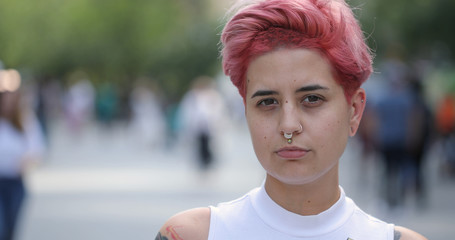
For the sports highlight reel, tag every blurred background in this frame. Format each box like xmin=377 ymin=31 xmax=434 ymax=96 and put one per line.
xmin=0 ymin=0 xmax=454 ymax=239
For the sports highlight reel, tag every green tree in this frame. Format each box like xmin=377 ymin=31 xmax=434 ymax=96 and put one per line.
xmin=0 ymin=0 xmax=220 ymax=99
xmin=350 ymin=0 xmax=455 ymax=62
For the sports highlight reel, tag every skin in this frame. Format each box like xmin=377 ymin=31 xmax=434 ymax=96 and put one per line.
xmin=157 ymin=208 xmax=209 ymax=240
xmin=245 ymin=48 xmax=360 ymax=215
xmin=157 ymin=48 xmax=427 ymax=240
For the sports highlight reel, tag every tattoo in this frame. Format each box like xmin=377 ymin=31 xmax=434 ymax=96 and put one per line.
xmin=155 ymin=232 xmax=168 ymax=240
xmin=394 ymin=229 xmax=402 ymax=240
xmin=155 ymin=226 xmax=184 ymax=240
xmin=166 ymin=226 xmax=184 ymax=240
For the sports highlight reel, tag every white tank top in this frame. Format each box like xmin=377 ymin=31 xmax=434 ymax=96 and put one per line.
xmin=209 ymin=185 xmax=394 ymax=240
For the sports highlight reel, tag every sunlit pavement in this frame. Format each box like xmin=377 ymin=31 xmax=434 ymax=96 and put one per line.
xmin=16 ymin=120 xmax=455 ymax=240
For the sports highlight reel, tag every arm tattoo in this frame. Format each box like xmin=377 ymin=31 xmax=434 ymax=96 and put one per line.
xmin=394 ymin=229 xmax=402 ymax=240
xmin=155 ymin=232 xmax=168 ymax=240
xmin=155 ymin=226 xmax=184 ymax=240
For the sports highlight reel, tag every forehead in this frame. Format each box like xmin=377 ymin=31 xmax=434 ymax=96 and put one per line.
xmin=246 ymin=48 xmax=336 ymax=91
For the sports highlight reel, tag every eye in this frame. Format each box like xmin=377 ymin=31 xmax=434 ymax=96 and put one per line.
xmin=302 ymin=95 xmax=324 ymax=107
xmin=257 ymin=98 xmax=278 ymax=106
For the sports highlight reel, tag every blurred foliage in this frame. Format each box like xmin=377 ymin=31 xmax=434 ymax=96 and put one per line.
xmin=0 ymin=0 xmax=454 ymax=100
xmin=0 ymin=0 xmax=220 ymax=100
xmin=350 ymin=0 xmax=455 ymax=63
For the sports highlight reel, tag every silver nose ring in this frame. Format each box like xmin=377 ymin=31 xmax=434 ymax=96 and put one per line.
xmin=284 ymin=132 xmax=293 ymax=139
xmin=284 ymin=132 xmax=293 ymax=144
xmin=283 ymin=124 xmax=302 ymax=144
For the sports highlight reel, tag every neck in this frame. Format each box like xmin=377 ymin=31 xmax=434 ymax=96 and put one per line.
xmin=264 ymin=164 xmax=340 ymax=216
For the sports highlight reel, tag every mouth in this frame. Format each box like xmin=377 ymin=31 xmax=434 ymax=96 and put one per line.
xmin=275 ymin=146 xmax=310 ymax=159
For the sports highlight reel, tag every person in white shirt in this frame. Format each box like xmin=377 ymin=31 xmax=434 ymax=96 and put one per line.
xmin=157 ymin=0 xmax=427 ymax=239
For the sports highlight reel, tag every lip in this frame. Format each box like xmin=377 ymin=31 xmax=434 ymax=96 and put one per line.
xmin=275 ymin=146 xmax=309 ymax=159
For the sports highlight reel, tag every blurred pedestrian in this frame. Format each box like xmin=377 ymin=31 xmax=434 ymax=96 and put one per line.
xmin=357 ymin=101 xmax=379 ymax=161
xmin=95 ymin=82 xmax=118 ymax=128
xmin=0 ymin=89 xmax=46 ymax=240
xmin=435 ymin=94 xmax=455 ymax=177
xmin=129 ymin=80 xmax=166 ymax=149
xmin=63 ymin=75 xmax=95 ymax=135
xmin=178 ymin=76 xmax=226 ymax=171
xmin=374 ymin=58 xmax=413 ymax=208
xmin=407 ymin=73 xmax=433 ymax=205
xmin=156 ymin=0 xmax=426 ymax=239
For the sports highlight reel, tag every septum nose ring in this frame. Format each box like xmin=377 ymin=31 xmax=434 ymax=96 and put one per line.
xmin=283 ymin=125 xmax=302 ymax=144
xmin=284 ymin=132 xmax=293 ymax=139
xmin=284 ymin=132 xmax=293 ymax=144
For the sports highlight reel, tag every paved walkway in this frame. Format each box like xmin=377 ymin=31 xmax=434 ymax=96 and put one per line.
xmin=15 ymin=120 xmax=455 ymax=240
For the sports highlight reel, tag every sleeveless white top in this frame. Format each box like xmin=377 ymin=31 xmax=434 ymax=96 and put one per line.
xmin=209 ymin=185 xmax=394 ymax=240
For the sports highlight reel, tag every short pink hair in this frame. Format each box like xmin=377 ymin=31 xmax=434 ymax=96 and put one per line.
xmin=221 ymin=0 xmax=373 ymax=101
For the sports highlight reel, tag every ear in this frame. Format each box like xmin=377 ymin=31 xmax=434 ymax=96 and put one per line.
xmin=348 ymin=88 xmax=366 ymax=137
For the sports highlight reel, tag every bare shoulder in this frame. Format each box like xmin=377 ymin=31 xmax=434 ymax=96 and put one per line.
xmin=394 ymin=226 xmax=428 ymax=240
xmin=156 ymin=207 xmax=211 ymax=240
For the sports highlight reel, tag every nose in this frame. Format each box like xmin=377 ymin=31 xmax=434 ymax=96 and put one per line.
xmin=279 ymin=104 xmax=302 ymax=136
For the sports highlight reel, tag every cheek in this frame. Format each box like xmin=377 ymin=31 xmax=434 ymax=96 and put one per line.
xmin=249 ymin=120 xmax=273 ymax=144
xmin=316 ymin=112 xmax=350 ymax=153
xmin=247 ymin=117 xmax=274 ymax=155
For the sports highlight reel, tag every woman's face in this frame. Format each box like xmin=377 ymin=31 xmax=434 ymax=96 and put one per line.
xmin=245 ymin=48 xmax=365 ymax=185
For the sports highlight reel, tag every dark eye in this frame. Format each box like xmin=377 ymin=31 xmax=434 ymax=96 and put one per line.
xmin=302 ymin=95 xmax=324 ymax=106
xmin=258 ymin=98 xmax=278 ymax=106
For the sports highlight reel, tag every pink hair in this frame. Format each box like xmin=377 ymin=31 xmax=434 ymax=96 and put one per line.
xmin=221 ymin=0 xmax=373 ymax=102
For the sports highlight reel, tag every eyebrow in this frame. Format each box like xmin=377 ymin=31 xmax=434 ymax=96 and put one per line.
xmin=251 ymin=90 xmax=278 ymax=98
xmin=250 ymin=84 xmax=329 ymax=99
xmin=296 ymin=84 xmax=329 ymax=93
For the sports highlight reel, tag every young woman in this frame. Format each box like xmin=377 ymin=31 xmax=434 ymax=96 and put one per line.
xmin=157 ymin=0 xmax=427 ymax=239
xmin=0 ymin=89 xmax=46 ymax=240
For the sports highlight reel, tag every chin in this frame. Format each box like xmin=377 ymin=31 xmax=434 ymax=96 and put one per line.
xmin=269 ymin=163 xmax=338 ymax=186
xmin=270 ymin=171 xmax=324 ymax=186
